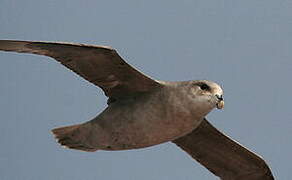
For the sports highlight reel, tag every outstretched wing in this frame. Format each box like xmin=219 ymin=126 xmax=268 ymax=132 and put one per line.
xmin=0 ymin=40 xmax=161 ymax=98
xmin=173 ymin=118 xmax=274 ymax=180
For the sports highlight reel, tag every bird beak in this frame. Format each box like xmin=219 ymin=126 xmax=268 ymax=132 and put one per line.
xmin=215 ymin=94 xmax=224 ymax=109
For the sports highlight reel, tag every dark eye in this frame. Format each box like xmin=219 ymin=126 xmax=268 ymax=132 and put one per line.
xmin=199 ymin=83 xmax=210 ymax=91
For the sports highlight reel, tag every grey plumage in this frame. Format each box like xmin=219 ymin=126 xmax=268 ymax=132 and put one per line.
xmin=0 ymin=40 xmax=274 ymax=180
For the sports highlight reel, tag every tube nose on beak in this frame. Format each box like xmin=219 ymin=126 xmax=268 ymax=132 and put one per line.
xmin=216 ymin=94 xmax=223 ymax=101
xmin=215 ymin=94 xmax=224 ymax=109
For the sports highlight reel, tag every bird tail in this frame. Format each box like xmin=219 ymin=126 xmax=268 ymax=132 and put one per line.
xmin=51 ymin=124 xmax=98 ymax=152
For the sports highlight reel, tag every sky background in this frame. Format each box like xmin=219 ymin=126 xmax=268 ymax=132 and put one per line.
xmin=0 ymin=0 xmax=291 ymax=179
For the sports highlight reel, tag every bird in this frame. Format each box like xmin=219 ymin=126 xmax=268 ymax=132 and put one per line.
xmin=0 ymin=40 xmax=274 ymax=180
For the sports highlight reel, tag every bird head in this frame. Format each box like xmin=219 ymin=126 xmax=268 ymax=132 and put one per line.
xmin=186 ymin=80 xmax=224 ymax=111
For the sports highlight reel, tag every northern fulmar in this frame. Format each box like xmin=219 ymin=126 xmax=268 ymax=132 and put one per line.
xmin=0 ymin=40 xmax=274 ymax=180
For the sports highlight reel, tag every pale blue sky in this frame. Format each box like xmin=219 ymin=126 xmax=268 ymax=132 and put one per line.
xmin=0 ymin=0 xmax=291 ymax=179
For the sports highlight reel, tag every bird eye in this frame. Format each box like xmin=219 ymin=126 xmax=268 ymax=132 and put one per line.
xmin=198 ymin=83 xmax=210 ymax=91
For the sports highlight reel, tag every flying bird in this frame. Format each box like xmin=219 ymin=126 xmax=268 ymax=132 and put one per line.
xmin=0 ymin=40 xmax=274 ymax=180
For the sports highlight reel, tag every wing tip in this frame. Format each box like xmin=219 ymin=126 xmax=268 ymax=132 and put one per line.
xmin=0 ymin=39 xmax=115 ymax=52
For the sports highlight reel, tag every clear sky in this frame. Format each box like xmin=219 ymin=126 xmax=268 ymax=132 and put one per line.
xmin=0 ymin=0 xmax=291 ymax=179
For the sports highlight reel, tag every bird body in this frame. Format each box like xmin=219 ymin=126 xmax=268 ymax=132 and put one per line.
xmin=53 ymin=81 xmax=221 ymax=151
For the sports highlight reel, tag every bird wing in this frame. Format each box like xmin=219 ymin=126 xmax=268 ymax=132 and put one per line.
xmin=0 ymin=40 xmax=162 ymax=98
xmin=173 ymin=118 xmax=274 ymax=180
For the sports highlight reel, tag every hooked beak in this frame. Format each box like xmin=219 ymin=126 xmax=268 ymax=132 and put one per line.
xmin=215 ymin=94 xmax=224 ymax=109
